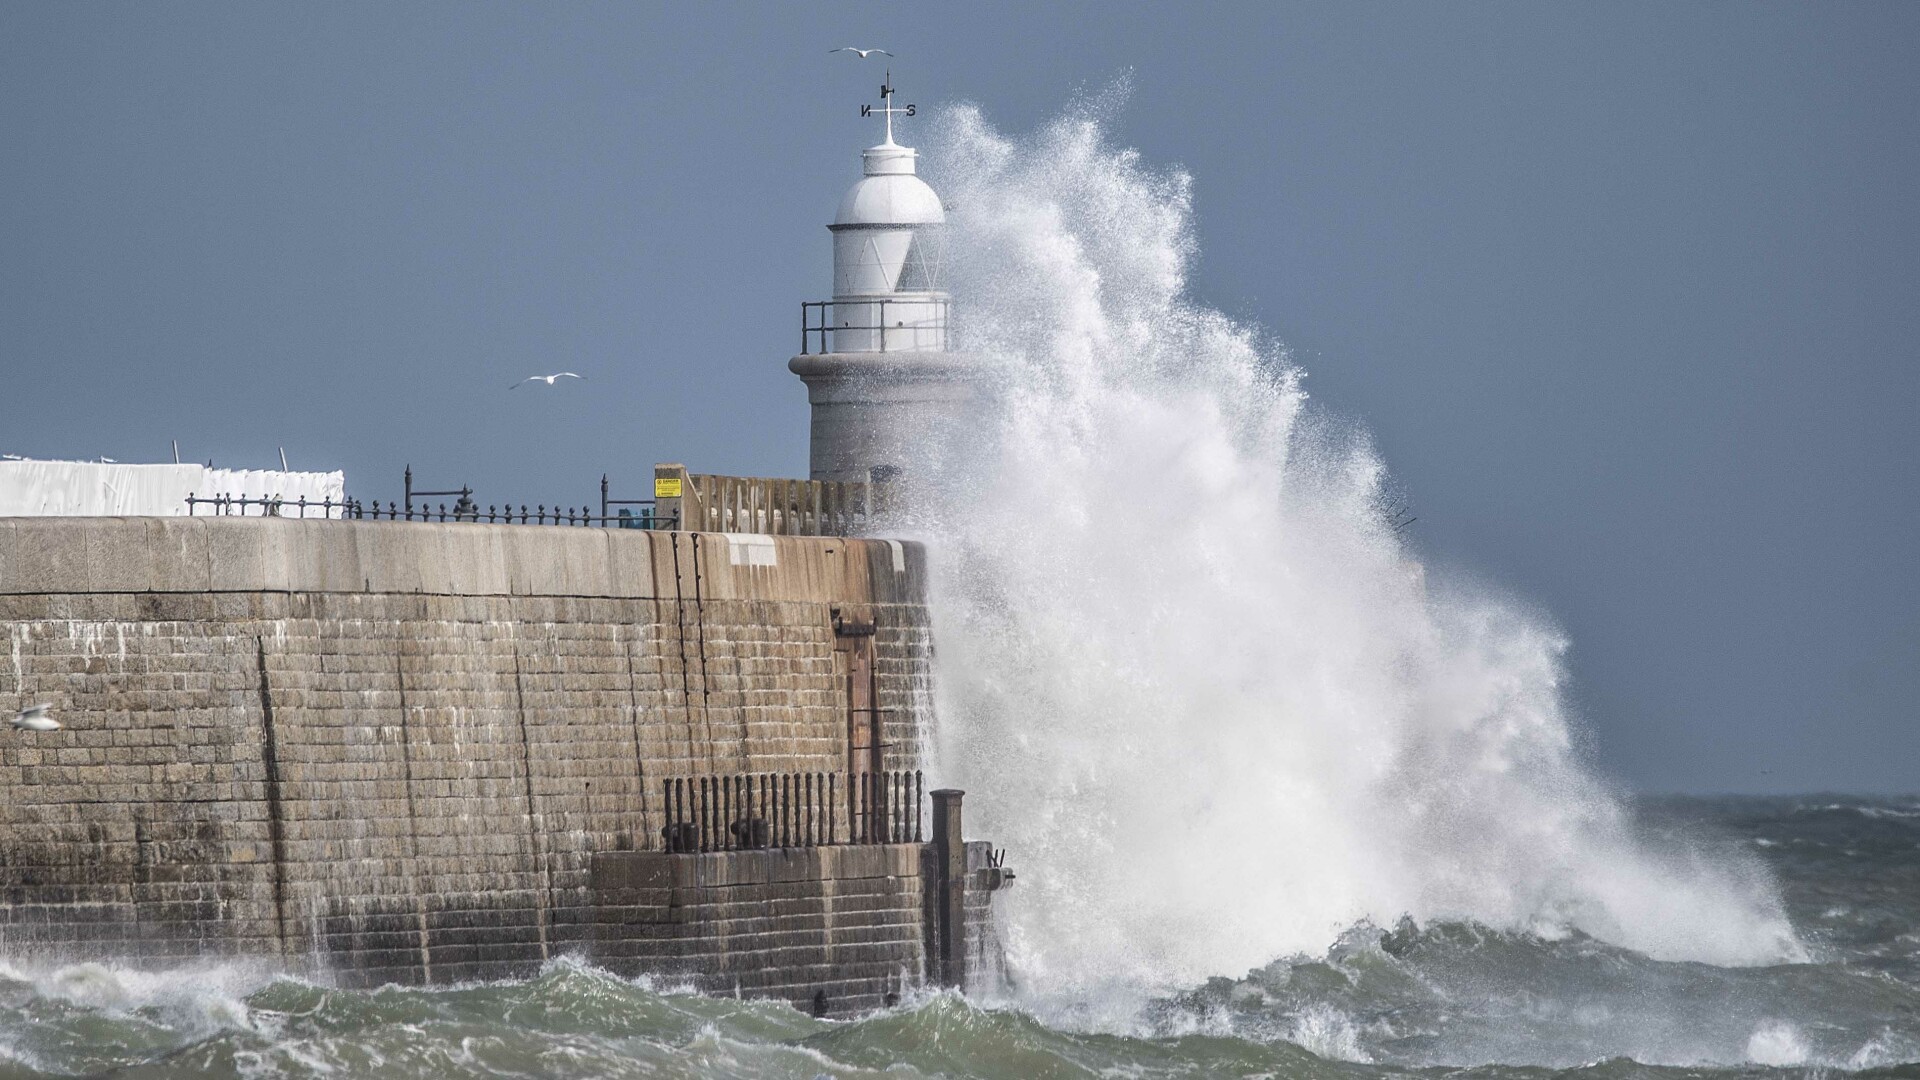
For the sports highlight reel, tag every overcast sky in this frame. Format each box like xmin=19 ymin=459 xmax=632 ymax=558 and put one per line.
xmin=2 ymin=3 xmax=1914 ymax=794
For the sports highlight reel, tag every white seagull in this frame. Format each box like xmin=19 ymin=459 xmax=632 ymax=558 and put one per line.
xmin=510 ymin=373 xmax=586 ymax=389
xmin=830 ymin=47 xmax=892 ymax=58
xmin=11 ymin=704 xmax=60 ymax=732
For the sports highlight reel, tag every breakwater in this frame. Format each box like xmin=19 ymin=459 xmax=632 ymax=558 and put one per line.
xmin=0 ymin=516 xmax=998 ymax=1014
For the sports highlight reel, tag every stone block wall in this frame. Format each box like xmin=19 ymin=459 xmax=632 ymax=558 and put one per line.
xmin=0 ymin=517 xmax=960 ymax=1006
xmin=590 ymin=844 xmax=929 ymax=1014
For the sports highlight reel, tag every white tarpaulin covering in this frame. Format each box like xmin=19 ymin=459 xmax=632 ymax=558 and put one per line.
xmin=0 ymin=460 xmax=346 ymax=517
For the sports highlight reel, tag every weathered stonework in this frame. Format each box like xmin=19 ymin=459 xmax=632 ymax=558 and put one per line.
xmin=0 ymin=517 xmax=995 ymax=1013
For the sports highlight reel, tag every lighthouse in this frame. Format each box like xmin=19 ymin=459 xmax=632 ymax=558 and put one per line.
xmin=789 ymin=73 xmax=977 ymax=485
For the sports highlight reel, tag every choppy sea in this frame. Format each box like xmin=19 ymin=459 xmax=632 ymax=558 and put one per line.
xmin=1 ymin=795 xmax=1914 ymax=1079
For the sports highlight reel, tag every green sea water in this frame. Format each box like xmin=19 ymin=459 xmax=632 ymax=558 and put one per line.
xmin=2 ymin=796 xmax=1915 ymax=1079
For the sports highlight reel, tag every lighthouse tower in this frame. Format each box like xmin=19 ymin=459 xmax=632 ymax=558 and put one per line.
xmin=789 ymin=74 xmax=976 ymax=485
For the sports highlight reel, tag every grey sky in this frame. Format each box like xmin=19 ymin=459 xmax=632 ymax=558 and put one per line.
xmin=2 ymin=3 xmax=1914 ymax=794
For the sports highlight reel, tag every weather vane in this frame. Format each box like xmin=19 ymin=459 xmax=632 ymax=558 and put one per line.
xmin=831 ymin=47 xmax=913 ymax=144
xmin=862 ymin=71 xmax=915 ymax=144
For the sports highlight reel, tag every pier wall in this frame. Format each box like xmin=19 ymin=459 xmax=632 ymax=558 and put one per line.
xmin=0 ymin=517 xmax=976 ymax=1011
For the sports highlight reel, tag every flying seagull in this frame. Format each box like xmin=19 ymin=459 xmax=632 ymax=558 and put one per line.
xmin=510 ymin=373 xmax=586 ymax=389
xmin=831 ymin=47 xmax=892 ymax=58
xmin=11 ymin=704 xmax=60 ymax=732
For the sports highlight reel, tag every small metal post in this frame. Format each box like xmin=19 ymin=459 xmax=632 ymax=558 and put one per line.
xmin=668 ymin=772 xmax=683 ymax=849
xmin=856 ymin=773 xmax=867 ymax=843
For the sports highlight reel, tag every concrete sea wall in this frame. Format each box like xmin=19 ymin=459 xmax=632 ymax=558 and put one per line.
xmin=0 ymin=517 xmax=989 ymax=1012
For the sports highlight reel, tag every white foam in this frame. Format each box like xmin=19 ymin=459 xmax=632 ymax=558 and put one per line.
xmin=906 ymin=96 xmax=1805 ymax=1009
xmin=1745 ymin=1020 xmax=1808 ymax=1066
xmin=1289 ymin=1005 xmax=1373 ymax=1063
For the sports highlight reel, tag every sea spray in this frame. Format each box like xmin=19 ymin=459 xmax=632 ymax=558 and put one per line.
xmin=901 ymin=96 xmax=1804 ymax=1010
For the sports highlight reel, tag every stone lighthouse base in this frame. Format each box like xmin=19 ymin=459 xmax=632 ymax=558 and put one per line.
xmin=789 ymin=351 xmax=983 ymax=486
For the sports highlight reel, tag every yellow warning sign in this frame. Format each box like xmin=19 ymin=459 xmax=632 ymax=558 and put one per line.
xmin=653 ymin=477 xmax=683 ymax=498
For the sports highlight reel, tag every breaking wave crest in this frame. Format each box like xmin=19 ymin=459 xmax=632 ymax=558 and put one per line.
xmin=906 ymin=94 xmax=1804 ymax=1009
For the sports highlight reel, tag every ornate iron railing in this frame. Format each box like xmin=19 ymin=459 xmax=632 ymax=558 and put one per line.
xmin=182 ymin=494 xmax=350 ymax=518
xmin=185 ymin=473 xmax=677 ymax=529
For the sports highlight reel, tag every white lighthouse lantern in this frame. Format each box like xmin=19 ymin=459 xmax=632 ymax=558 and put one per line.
xmin=826 ymin=78 xmax=948 ymax=353
xmin=790 ymin=70 xmax=977 ymax=485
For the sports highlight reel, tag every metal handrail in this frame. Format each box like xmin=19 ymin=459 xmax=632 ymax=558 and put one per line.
xmin=185 ymin=487 xmax=679 ymax=530
xmin=800 ymin=298 xmax=951 ymax=355
xmin=345 ymin=500 xmax=678 ymax=528
xmin=183 ymin=493 xmax=350 ymax=519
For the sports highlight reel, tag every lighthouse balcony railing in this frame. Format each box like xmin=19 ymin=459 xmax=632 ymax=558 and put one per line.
xmin=800 ymin=298 xmax=950 ymax=355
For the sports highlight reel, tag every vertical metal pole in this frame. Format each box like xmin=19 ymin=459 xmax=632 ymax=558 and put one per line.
xmin=670 ymin=778 xmax=681 ymax=851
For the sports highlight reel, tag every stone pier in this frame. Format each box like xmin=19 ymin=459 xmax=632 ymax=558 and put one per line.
xmin=0 ymin=516 xmax=1004 ymax=1013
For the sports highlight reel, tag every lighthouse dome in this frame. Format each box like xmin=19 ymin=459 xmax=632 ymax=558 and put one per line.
xmin=834 ymin=143 xmax=945 ymax=226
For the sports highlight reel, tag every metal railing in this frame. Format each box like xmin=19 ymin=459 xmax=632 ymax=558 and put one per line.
xmin=185 ymin=472 xmax=677 ymax=529
xmin=182 ymin=493 xmax=352 ymax=519
xmin=349 ymin=500 xmax=678 ymax=528
xmin=800 ymin=298 xmax=951 ymax=355
xmin=659 ymin=770 xmax=925 ymax=853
